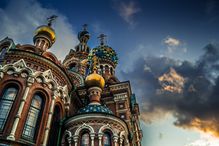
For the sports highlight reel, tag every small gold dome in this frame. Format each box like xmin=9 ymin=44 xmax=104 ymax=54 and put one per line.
xmin=34 ymin=25 xmax=56 ymax=43
xmin=85 ymin=72 xmax=105 ymax=89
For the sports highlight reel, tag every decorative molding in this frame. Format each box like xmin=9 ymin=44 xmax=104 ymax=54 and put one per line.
xmin=65 ymin=113 xmax=129 ymax=135
xmin=64 ymin=130 xmax=73 ymax=144
xmin=0 ymin=59 xmax=69 ymax=104
xmin=98 ymin=124 xmax=117 ymax=136
xmin=74 ymin=123 xmax=95 ymax=136
xmin=0 ymin=37 xmax=16 ymax=50
xmin=114 ymin=93 xmax=128 ymax=101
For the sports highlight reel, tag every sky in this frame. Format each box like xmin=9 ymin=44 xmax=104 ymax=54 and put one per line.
xmin=1 ymin=0 xmax=219 ymax=146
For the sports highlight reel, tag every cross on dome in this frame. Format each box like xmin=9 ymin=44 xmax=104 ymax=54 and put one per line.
xmin=47 ymin=15 xmax=58 ymax=27
xmin=98 ymin=34 xmax=107 ymax=46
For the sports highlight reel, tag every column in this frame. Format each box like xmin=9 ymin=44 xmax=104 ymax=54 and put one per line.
xmin=67 ymin=136 xmax=73 ymax=146
xmin=90 ymin=133 xmax=95 ymax=146
xmin=119 ymin=137 xmax=124 ymax=146
xmin=113 ymin=135 xmax=119 ymax=146
xmin=41 ymin=94 xmax=56 ymax=146
xmin=7 ymin=82 xmax=32 ymax=140
xmin=98 ymin=133 xmax=103 ymax=146
xmin=73 ymin=135 xmax=78 ymax=146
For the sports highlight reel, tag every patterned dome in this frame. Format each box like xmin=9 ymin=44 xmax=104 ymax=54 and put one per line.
xmin=88 ymin=45 xmax=118 ymax=66
xmin=78 ymin=104 xmax=113 ymax=114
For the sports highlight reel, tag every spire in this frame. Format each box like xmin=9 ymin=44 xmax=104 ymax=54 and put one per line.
xmin=82 ymin=24 xmax=88 ymax=31
xmin=98 ymin=34 xmax=107 ymax=46
xmin=75 ymin=24 xmax=90 ymax=53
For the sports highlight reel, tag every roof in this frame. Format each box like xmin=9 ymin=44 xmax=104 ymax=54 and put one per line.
xmin=78 ymin=103 xmax=113 ymax=114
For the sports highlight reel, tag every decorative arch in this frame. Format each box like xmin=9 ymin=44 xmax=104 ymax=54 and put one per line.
xmin=64 ymin=130 xmax=72 ymax=139
xmin=98 ymin=124 xmax=116 ymax=136
xmin=74 ymin=123 xmax=95 ymax=136
xmin=119 ymin=131 xmax=129 ymax=146
xmin=0 ymin=37 xmax=15 ymax=50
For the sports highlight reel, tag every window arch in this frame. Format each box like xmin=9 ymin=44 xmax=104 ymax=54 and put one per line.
xmin=103 ymin=132 xmax=111 ymax=146
xmin=81 ymin=132 xmax=90 ymax=146
xmin=0 ymin=47 xmax=7 ymax=60
xmin=105 ymin=65 xmax=109 ymax=74
xmin=0 ymin=86 xmax=18 ymax=131
xmin=22 ymin=93 xmax=44 ymax=141
xmin=69 ymin=63 xmax=77 ymax=72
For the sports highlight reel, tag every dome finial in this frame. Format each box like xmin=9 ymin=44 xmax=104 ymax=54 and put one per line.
xmin=98 ymin=34 xmax=107 ymax=46
xmin=82 ymin=24 xmax=88 ymax=31
xmin=47 ymin=15 xmax=58 ymax=27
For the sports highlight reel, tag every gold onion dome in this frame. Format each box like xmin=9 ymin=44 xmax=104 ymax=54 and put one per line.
xmin=85 ymin=72 xmax=105 ymax=89
xmin=34 ymin=25 xmax=56 ymax=44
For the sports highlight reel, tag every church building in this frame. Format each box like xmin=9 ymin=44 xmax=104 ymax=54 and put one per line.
xmin=0 ymin=17 xmax=142 ymax=146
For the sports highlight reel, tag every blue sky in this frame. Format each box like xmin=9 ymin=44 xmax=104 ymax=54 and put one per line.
xmin=1 ymin=0 xmax=219 ymax=146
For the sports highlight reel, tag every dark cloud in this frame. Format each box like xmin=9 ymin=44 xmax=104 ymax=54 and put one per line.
xmin=121 ymin=43 xmax=219 ymax=136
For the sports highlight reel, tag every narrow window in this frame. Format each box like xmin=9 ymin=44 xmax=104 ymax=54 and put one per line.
xmin=0 ymin=87 xmax=18 ymax=131
xmin=69 ymin=63 xmax=77 ymax=72
xmin=103 ymin=132 xmax=111 ymax=146
xmin=0 ymin=47 xmax=7 ymax=59
xmin=81 ymin=133 xmax=90 ymax=146
xmin=22 ymin=94 xmax=43 ymax=141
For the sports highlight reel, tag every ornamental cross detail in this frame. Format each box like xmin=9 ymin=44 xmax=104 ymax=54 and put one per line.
xmin=47 ymin=15 xmax=58 ymax=27
xmin=98 ymin=34 xmax=107 ymax=46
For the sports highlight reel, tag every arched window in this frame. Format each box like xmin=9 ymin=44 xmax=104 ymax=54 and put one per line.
xmin=105 ymin=65 xmax=109 ymax=74
xmin=110 ymin=67 xmax=114 ymax=75
xmin=22 ymin=94 xmax=43 ymax=141
xmin=103 ymin=132 xmax=111 ymax=146
xmin=81 ymin=132 xmax=90 ymax=146
xmin=0 ymin=87 xmax=18 ymax=131
xmin=100 ymin=65 xmax=103 ymax=75
xmin=40 ymin=40 xmax=45 ymax=49
xmin=69 ymin=63 xmax=77 ymax=72
xmin=0 ymin=47 xmax=7 ymax=59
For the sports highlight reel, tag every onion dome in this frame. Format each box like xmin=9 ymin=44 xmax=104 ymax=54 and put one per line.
xmin=78 ymin=103 xmax=113 ymax=114
xmin=77 ymin=24 xmax=90 ymax=43
xmin=34 ymin=25 xmax=56 ymax=46
xmin=33 ymin=15 xmax=57 ymax=51
xmin=75 ymin=24 xmax=90 ymax=54
xmin=88 ymin=34 xmax=118 ymax=67
xmin=85 ymin=72 xmax=105 ymax=89
xmin=88 ymin=45 xmax=118 ymax=67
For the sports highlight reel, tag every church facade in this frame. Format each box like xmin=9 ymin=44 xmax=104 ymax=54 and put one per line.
xmin=0 ymin=20 xmax=142 ymax=146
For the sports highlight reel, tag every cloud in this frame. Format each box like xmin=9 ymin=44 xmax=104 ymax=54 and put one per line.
xmin=184 ymin=134 xmax=219 ymax=146
xmin=120 ymin=43 xmax=219 ymax=137
xmin=113 ymin=1 xmax=141 ymax=26
xmin=164 ymin=37 xmax=181 ymax=46
xmin=163 ymin=36 xmax=187 ymax=54
xmin=0 ymin=0 xmax=78 ymax=61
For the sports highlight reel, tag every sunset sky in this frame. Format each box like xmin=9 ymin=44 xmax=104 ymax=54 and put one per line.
xmin=1 ymin=0 xmax=219 ymax=145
